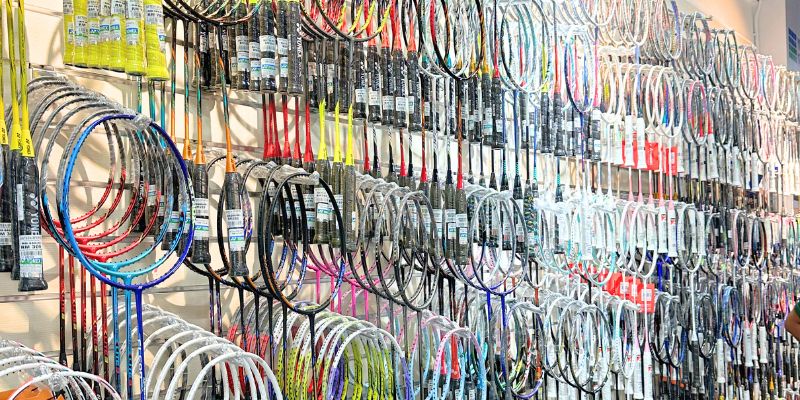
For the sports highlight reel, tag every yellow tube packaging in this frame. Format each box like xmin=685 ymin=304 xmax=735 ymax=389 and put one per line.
xmin=86 ymin=0 xmax=100 ymax=67
xmin=108 ymin=0 xmax=125 ymax=71
xmin=99 ymin=0 xmax=111 ymax=68
xmin=124 ymin=0 xmax=145 ymax=76
xmin=143 ymin=0 xmax=168 ymax=80
xmin=72 ymin=0 xmax=87 ymax=66
xmin=63 ymin=0 xmax=74 ymax=65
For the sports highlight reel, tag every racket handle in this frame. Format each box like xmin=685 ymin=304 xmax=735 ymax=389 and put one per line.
xmin=124 ymin=0 xmax=146 ymax=76
xmin=86 ymin=0 xmax=100 ymax=67
xmin=108 ymin=0 xmax=125 ymax=72
xmin=553 ymin=96 xmax=565 ymax=157
xmin=191 ymin=163 xmax=211 ymax=264
xmin=367 ymin=45 xmax=381 ymax=124
xmin=224 ymin=171 xmax=248 ymax=277
xmin=143 ymin=0 xmax=168 ymax=80
xmin=63 ymin=0 xmax=76 ymax=65
xmin=276 ymin=0 xmax=289 ymax=91
xmin=162 ymin=161 xmax=180 ymax=251
xmin=329 ymin=161 xmax=343 ymax=248
xmin=455 ymin=188 xmax=468 ymax=265
xmin=539 ymin=92 xmax=551 ymax=153
xmin=17 ymin=157 xmax=47 ymax=292
xmin=73 ymin=0 xmax=88 ymax=66
xmin=286 ymin=0 xmax=303 ymax=95
xmin=248 ymin=2 xmax=262 ymax=92
xmin=343 ymin=165 xmax=357 ymax=251
xmin=352 ymin=43 xmax=367 ymax=120
xmin=312 ymin=160 xmax=331 ymax=244
xmin=380 ymin=48 xmax=394 ymax=126
xmin=407 ymin=51 xmax=421 ymax=132
xmin=0 ymin=146 xmax=14 ymax=272
xmin=444 ymin=182 xmax=456 ymax=259
xmin=306 ymin=41 xmax=320 ymax=108
xmin=491 ymin=76 xmax=502 ymax=148
xmin=8 ymin=150 xmax=19 ymax=280
xmin=480 ymin=73 xmax=492 ymax=145
xmin=257 ymin=6 xmax=277 ymax=93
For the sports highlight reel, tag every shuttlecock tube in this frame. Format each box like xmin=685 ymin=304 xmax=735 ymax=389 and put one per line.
xmin=143 ymin=0 xmax=168 ymax=80
xmin=124 ymin=0 xmax=146 ymax=76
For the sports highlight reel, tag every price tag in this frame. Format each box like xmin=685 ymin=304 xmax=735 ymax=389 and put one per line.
xmin=19 ymin=235 xmax=43 ymax=279
xmin=0 ymin=223 xmax=11 ymax=246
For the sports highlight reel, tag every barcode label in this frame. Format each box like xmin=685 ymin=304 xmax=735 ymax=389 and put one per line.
xmin=226 ymin=209 xmax=244 ymax=228
xmin=125 ymin=0 xmax=141 ymax=19
xmin=146 ymin=186 xmax=156 ymax=206
xmin=195 ymin=217 xmax=209 ymax=239
xmin=0 ymin=223 xmax=10 ymax=246
xmin=276 ymin=38 xmax=289 ymax=55
xmin=382 ymin=96 xmax=394 ymax=111
xmin=260 ymin=35 xmax=276 ymax=53
xmin=369 ymin=90 xmax=380 ymax=106
xmin=144 ymin=4 xmax=162 ymax=25
xmin=457 ymin=213 xmax=468 ymax=245
xmin=168 ymin=211 xmax=180 ymax=232
xmin=64 ymin=0 xmax=74 ymax=15
xmin=19 ymin=235 xmax=43 ymax=278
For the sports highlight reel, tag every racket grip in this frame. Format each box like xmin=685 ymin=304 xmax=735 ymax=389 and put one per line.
xmin=306 ymin=41 xmax=320 ymax=107
xmin=258 ymin=3 xmax=277 ymax=92
xmin=480 ymin=73 xmax=492 ymax=145
xmin=343 ymin=165 xmax=357 ymax=251
xmin=143 ymin=0 xmax=168 ymax=80
xmin=286 ymin=0 xmax=303 ymax=95
xmin=162 ymin=164 xmax=180 ymax=251
xmin=248 ymin=4 xmax=262 ymax=92
xmin=491 ymin=76 xmax=502 ymax=148
xmin=540 ymin=92 xmax=551 ymax=153
xmin=8 ymin=151 xmax=19 ymax=279
xmin=553 ymin=96 xmax=565 ymax=157
xmin=276 ymin=0 xmax=289 ymax=91
xmin=108 ymin=0 xmax=125 ymax=72
xmin=63 ymin=0 xmax=76 ymax=65
xmin=455 ymin=188 xmax=468 ymax=265
xmin=444 ymin=183 xmax=456 ymax=259
xmin=224 ymin=172 xmax=248 ymax=277
xmin=0 ymin=146 xmax=14 ymax=272
xmin=352 ymin=43 xmax=367 ymax=120
xmin=124 ymin=0 xmax=146 ymax=76
xmin=86 ymin=0 xmax=101 ymax=67
xmin=191 ymin=163 xmax=211 ymax=264
xmin=407 ymin=51 xmax=421 ymax=132
xmin=329 ymin=161 xmax=343 ymax=248
xmin=313 ymin=160 xmax=331 ymax=244
xmin=73 ymin=0 xmax=88 ymax=66
xmin=17 ymin=158 xmax=47 ymax=292
xmin=367 ymin=45 xmax=381 ymax=124
xmin=380 ymin=50 xmax=394 ymax=126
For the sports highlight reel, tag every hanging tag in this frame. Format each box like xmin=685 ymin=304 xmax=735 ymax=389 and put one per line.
xmin=657 ymin=207 xmax=668 ymax=254
xmin=716 ymin=338 xmax=726 ymax=384
xmin=635 ymin=117 xmax=647 ymax=169
xmin=667 ymin=207 xmax=678 ymax=257
xmin=624 ymin=115 xmax=634 ymax=167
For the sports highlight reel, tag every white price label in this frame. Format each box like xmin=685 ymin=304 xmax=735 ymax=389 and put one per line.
xmin=19 ymin=235 xmax=43 ymax=278
xmin=260 ymin=35 xmax=276 ymax=53
xmin=0 ymin=223 xmax=10 ymax=246
xmin=144 ymin=4 xmax=163 ymax=25
xmin=168 ymin=211 xmax=180 ymax=232
xmin=382 ymin=96 xmax=394 ymax=111
xmin=276 ymin=37 xmax=289 ymax=55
